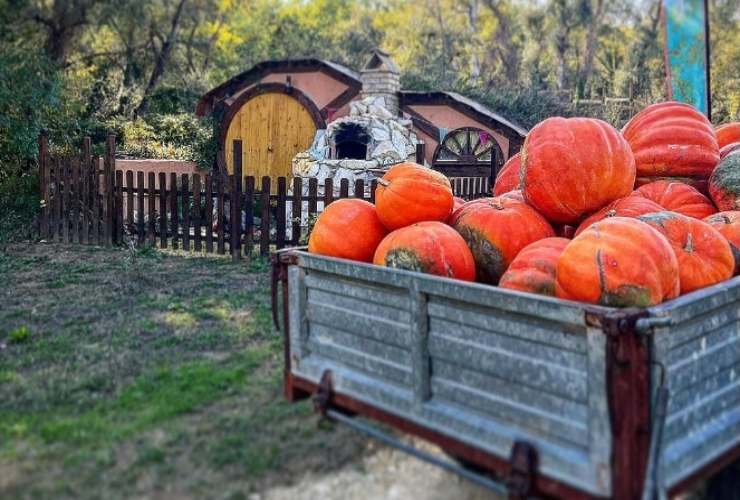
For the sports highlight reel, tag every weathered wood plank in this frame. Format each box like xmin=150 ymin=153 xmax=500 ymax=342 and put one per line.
xmin=159 ymin=172 xmax=167 ymax=249
xmin=192 ymin=173 xmax=202 ymax=252
xmin=276 ymin=176 xmax=286 ymax=249
xmin=204 ymin=174 xmax=213 ymax=253
xmin=136 ymin=171 xmax=145 ymax=245
xmin=244 ymin=176 xmax=255 ymax=257
xmin=292 ymin=177 xmax=302 ymax=245
xmin=182 ymin=174 xmax=190 ymax=251
xmin=170 ymin=172 xmax=179 ymax=250
xmin=216 ymin=174 xmax=225 ymax=254
xmin=260 ymin=176 xmax=270 ymax=256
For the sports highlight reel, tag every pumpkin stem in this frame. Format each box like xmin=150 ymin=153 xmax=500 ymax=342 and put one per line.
xmin=376 ymin=178 xmax=390 ymax=187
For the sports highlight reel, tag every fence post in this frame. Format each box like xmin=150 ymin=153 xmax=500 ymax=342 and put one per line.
xmin=244 ymin=176 xmax=255 ymax=258
xmin=276 ymin=177 xmax=286 ymax=250
xmin=82 ymin=137 xmax=91 ymax=244
xmin=260 ymin=176 xmax=271 ymax=256
xmin=38 ymin=132 xmax=49 ymax=239
xmin=231 ymin=140 xmax=242 ymax=260
xmin=415 ymin=142 xmax=425 ymax=165
xmin=104 ymin=133 xmax=116 ymax=246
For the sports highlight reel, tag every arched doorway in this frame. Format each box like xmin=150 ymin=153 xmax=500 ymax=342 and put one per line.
xmin=222 ymin=83 xmax=325 ymax=184
xmin=432 ymin=127 xmax=504 ymax=197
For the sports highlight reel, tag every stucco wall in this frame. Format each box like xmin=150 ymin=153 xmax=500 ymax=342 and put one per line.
xmin=225 ymin=71 xmax=351 ymax=112
xmin=404 ymin=104 xmax=511 ymax=165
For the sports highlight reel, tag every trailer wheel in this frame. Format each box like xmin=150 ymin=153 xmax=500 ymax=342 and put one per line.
xmin=704 ymin=460 xmax=740 ymax=500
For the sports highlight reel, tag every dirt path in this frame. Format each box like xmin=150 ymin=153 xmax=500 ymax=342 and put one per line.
xmin=260 ymin=438 xmax=500 ymax=500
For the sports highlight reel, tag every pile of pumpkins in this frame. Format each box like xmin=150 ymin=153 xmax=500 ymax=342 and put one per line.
xmin=308 ymin=101 xmax=740 ymax=308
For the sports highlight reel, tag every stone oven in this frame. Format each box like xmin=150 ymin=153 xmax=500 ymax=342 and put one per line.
xmin=291 ymin=95 xmax=418 ymax=200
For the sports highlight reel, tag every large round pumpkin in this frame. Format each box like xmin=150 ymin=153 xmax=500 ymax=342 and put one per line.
xmin=622 ymin=101 xmax=719 ymax=184
xmin=720 ymin=142 xmax=740 ymax=160
xmin=717 ymin=123 xmax=740 ymax=149
xmin=452 ymin=196 xmax=555 ymax=284
xmin=308 ymin=199 xmax=388 ymax=262
xmin=374 ymin=162 xmax=454 ymax=230
xmin=493 ymin=153 xmax=520 ymax=196
xmin=373 ymin=221 xmax=475 ymax=281
xmin=556 ymin=217 xmax=679 ymax=307
xmin=575 ymin=195 xmax=663 ymax=236
xmin=633 ymin=180 xmax=717 ymax=219
xmin=499 ymin=237 xmax=569 ymax=296
xmin=704 ymin=211 xmax=740 ymax=275
xmin=521 ymin=117 xmax=635 ymax=224
xmin=709 ymin=154 xmax=740 ymax=211
xmin=638 ymin=211 xmax=735 ymax=294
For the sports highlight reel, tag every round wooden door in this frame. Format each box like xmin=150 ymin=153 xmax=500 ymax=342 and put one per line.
xmin=223 ymin=91 xmax=318 ymax=182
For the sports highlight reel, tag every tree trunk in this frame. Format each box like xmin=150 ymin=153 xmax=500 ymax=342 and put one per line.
xmin=577 ymin=0 xmax=606 ymax=98
xmin=32 ymin=0 xmax=93 ymax=66
xmin=484 ymin=0 xmax=519 ymax=85
xmin=134 ymin=0 xmax=188 ymax=117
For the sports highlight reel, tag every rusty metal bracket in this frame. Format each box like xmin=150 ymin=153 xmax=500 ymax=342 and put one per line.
xmin=602 ymin=311 xmax=649 ymax=366
xmin=313 ymin=370 xmax=334 ymax=417
xmin=270 ymin=249 xmax=301 ymax=331
xmin=506 ymin=441 xmax=539 ymax=499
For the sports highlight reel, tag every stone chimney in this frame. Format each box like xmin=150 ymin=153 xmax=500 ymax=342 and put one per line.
xmin=360 ymin=49 xmax=401 ymax=116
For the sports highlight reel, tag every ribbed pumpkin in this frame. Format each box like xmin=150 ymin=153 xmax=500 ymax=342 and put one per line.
xmin=521 ymin=117 xmax=635 ymax=224
xmin=638 ymin=211 xmax=735 ymax=294
xmin=373 ymin=221 xmax=475 ymax=281
xmin=709 ymin=154 xmax=740 ymax=211
xmin=499 ymin=237 xmax=569 ymax=296
xmin=556 ymin=217 xmax=679 ymax=307
xmin=575 ymin=195 xmax=663 ymax=236
xmin=308 ymin=199 xmax=388 ymax=262
xmin=493 ymin=153 xmax=520 ymax=196
xmin=375 ymin=162 xmax=454 ymax=230
xmin=720 ymin=142 xmax=740 ymax=160
xmin=635 ymin=176 xmax=709 ymax=195
xmin=452 ymin=196 xmax=555 ymax=284
xmin=717 ymin=123 xmax=740 ymax=149
xmin=704 ymin=211 xmax=740 ymax=274
xmin=633 ymin=180 xmax=717 ymax=219
xmin=622 ymin=101 xmax=719 ymax=184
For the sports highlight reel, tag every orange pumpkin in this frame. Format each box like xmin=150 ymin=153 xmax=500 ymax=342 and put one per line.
xmin=717 ymin=123 xmax=740 ymax=149
xmin=446 ymin=196 xmax=466 ymax=224
xmin=499 ymin=237 xmax=569 ymax=296
xmin=375 ymin=162 xmax=454 ymax=230
xmin=575 ymin=195 xmax=664 ymax=236
xmin=633 ymin=180 xmax=717 ymax=219
xmin=493 ymin=153 xmax=520 ymax=196
xmin=373 ymin=221 xmax=475 ymax=281
xmin=556 ymin=217 xmax=680 ymax=307
xmin=452 ymin=196 xmax=555 ymax=284
xmin=709 ymin=154 xmax=740 ymax=211
xmin=704 ymin=211 xmax=740 ymax=274
xmin=308 ymin=199 xmax=388 ymax=262
xmin=635 ymin=176 xmax=709 ymax=195
xmin=500 ymin=189 xmax=525 ymax=202
xmin=638 ymin=211 xmax=735 ymax=294
xmin=720 ymin=142 xmax=740 ymax=160
xmin=622 ymin=101 xmax=719 ymax=183
xmin=521 ymin=117 xmax=635 ymax=224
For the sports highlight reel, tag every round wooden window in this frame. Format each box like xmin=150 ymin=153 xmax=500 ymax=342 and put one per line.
xmin=432 ymin=127 xmax=503 ymax=179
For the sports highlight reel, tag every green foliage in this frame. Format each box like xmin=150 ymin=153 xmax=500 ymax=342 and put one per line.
xmin=8 ymin=326 xmax=31 ymax=344
xmin=0 ymin=171 xmax=39 ymax=244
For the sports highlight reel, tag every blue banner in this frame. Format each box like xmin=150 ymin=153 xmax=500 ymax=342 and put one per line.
xmin=663 ymin=0 xmax=710 ymax=116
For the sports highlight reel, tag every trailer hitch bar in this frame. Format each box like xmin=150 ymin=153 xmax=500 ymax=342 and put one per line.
xmin=314 ymin=370 xmax=537 ymax=498
xmin=324 ymin=408 xmax=511 ymax=496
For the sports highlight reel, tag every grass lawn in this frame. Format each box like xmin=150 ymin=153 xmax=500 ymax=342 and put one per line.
xmin=0 ymin=243 xmax=366 ymax=499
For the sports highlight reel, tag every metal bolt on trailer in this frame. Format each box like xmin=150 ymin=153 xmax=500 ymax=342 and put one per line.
xmin=271 ymin=248 xmax=740 ymax=499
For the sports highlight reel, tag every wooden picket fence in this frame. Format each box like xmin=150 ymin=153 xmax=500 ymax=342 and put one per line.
xmin=38 ymin=134 xmax=491 ymax=260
